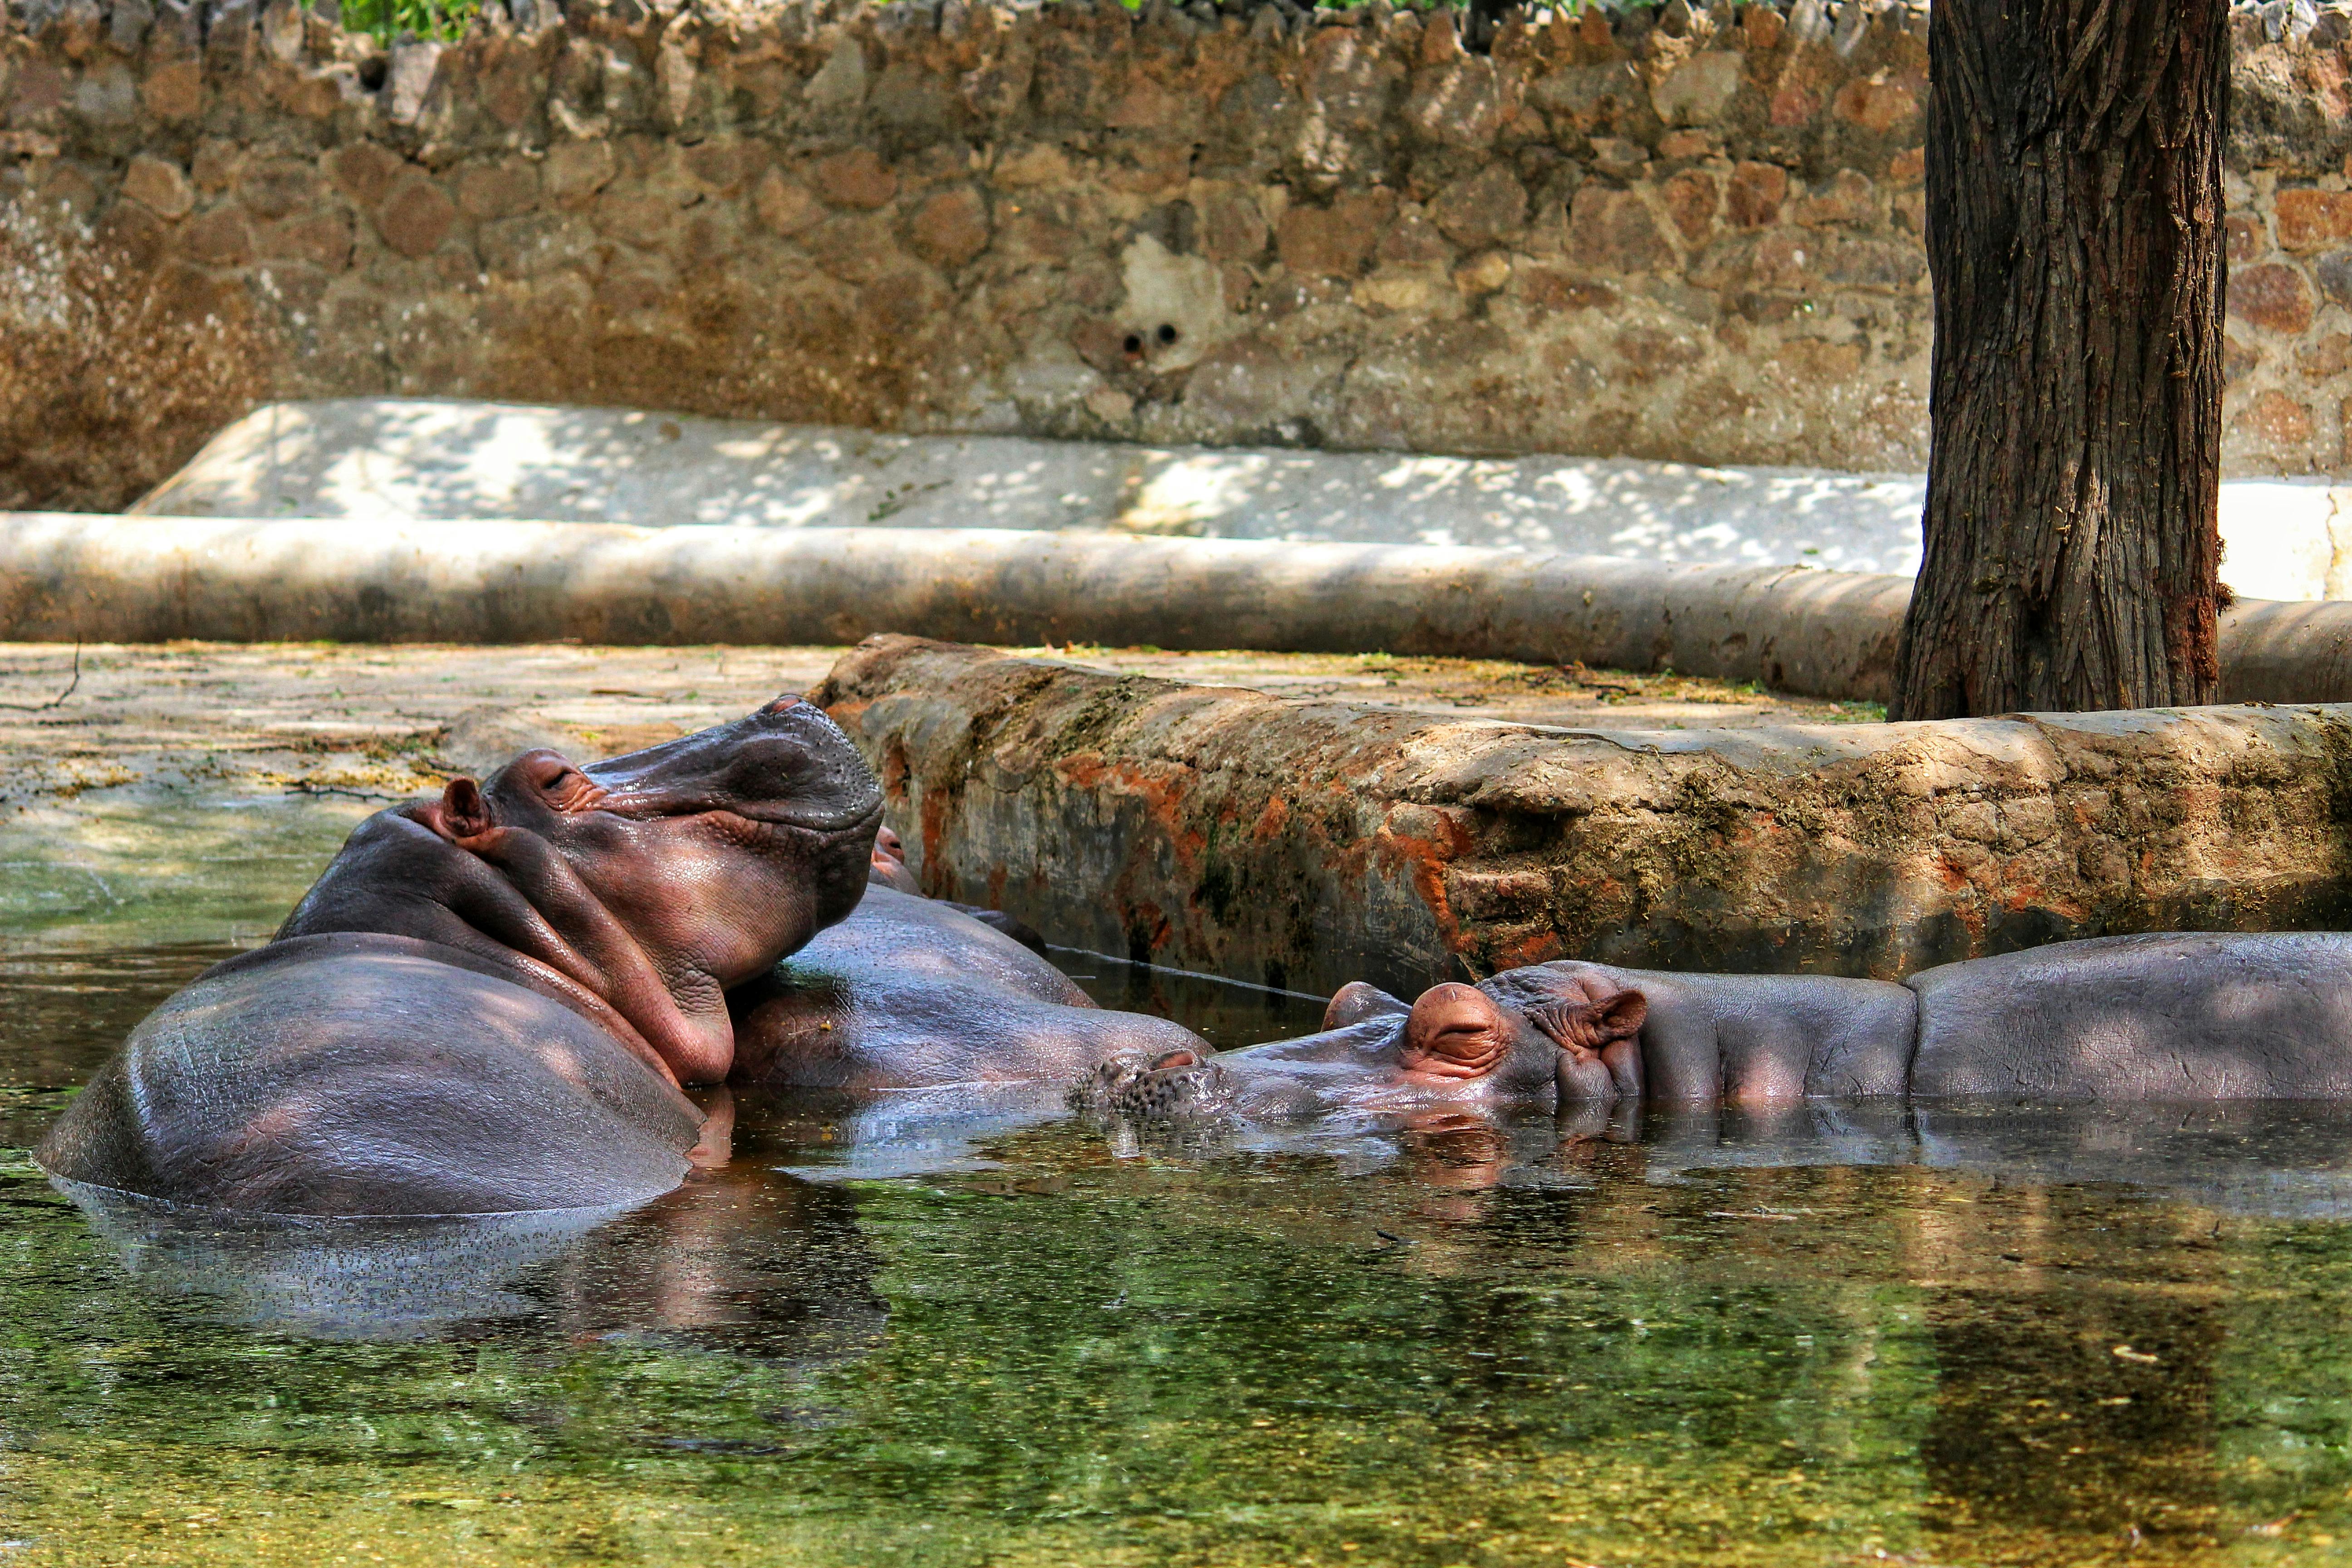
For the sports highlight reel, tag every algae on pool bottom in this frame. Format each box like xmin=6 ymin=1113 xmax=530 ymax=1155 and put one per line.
xmin=10 ymin=947 xmax=2352 ymax=1565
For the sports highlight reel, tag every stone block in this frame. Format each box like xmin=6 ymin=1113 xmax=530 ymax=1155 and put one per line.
xmin=456 ymin=160 xmax=540 ymax=222
xmin=543 ymin=140 xmax=617 ymax=203
xmin=1565 ymin=185 xmax=1672 ymax=274
xmin=1650 ymin=49 xmax=1743 ymax=127
xmin=1831 ymin=73 xmax=1917 ymax=134
xmin=2312 ymin=246 xmax=2352 ymax=310
xmin=1660 ymin=168 xmax=1718 ymax=245
xmin=139 ymin=58 xmax=202 ymax=120
xmin=375 ymin=176 xmax=457 ymax=260
xmin=2233 ymin=262 xmax=2318 ymax=335
xmin=907 ymin=185 xmax=990 ymax=270
xmin=1790 ymin=168 xmax=1876 ymax=227
xmin=1200 ymin=186 xmax=1271 ymax=262
xmin=1276 ymin=189 xmax=1396 ymax=278
xmin=1430 ymin=164 xmax=1528 ymax=249
xmin=813 ymin=147 xmax=898 ymax=210
xmin=73 ymin=63 xmax=138 ymax=126
xmin=120 ymin=153 xmax=194 ymax=219
xmin=2247 ymin=388 xmax=2317 ymax=449
xmin=2228 ymin=213 xmax=2268 ymax=264
xmin=752 ymin=167 xmax=823 ymax=237
xmin=2300 ymin=332 xmax=2352 ymax=376
xmin=1725 ymin=161 xmax=1787 ymax=228
xmin=2277 ymin=188 xmax=2352 ymax=251
xmin=1452 ymin=250 xmax=1510 ymax=296
xmin=1515 ymin=266 xmax=1617 ymax=311
xmin=239 ymin=156 xmax=320 ymax=220
xmin=191 ymin=140 xmax=242 ymax=194
xmin=1404 ymin=59 xmax=1505 ymax=147
xmin=179 ymin=206 xmax=254 ymax=265
xmin=258 ymin=210 xmax=353 ymax=271
xmin=327 ymin=142 xmax=402 ymax=208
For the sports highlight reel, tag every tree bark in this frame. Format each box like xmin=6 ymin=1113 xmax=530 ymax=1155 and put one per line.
xmin=1890 ymin=0 xmax=2228 ymax=720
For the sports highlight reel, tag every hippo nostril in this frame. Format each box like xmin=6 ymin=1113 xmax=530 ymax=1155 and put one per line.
xmin=1151 ymin=1049 xmax=1201 ymax=1071
xmin=1122 ymin=333 xmax=1145 ymax=357
xmin=763 ymin=695 xmax=804 ymax=713
xmin=1156 ymin=323 xmax=1179 ymax=345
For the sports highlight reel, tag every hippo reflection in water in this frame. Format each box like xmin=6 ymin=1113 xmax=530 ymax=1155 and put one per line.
xmin=36 ymin=697 xmax=883 ymax=1216
xmin=1076 ymin=935 xmax=2352 ymax=1124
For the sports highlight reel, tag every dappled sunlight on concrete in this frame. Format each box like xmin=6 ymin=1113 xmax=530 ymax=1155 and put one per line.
xmin=129 ymin=399 xmax=2352 ymax=597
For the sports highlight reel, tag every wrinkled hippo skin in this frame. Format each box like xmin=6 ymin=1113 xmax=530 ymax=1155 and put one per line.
xmin=1906 ymin=932 xmax=2352 ymax=1099
xmin=36 ymin=698 xmax=883 ymax=1215
xmin=730 ymin=885 xmax=1205 ymax=1089
xmin=1085 ymin=930 xmax=2352 ymax=1122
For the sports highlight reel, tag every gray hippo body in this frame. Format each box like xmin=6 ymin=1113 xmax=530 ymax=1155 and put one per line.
xmin=730 ymin=884 xmax=1207 ymax=1091
xmin=1083 ymin=931 xmax=2352 ymax=1122
xmin=36 ymin=697 xmax=884 ymax=1215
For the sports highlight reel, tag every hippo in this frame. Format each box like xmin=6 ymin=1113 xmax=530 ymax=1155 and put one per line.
xmin=1078 ymin=931 xmax=2352 ymax=1123
xmin=864 ymin=825 xmax=1049 ymax=956
xmin=35 ymin=697 xmax=882 ymax=1216
xmin=728 ymin=842 xmax=1205 ymax=1091
xmin=1071 ymin=975 xmax=1646 ymax=1124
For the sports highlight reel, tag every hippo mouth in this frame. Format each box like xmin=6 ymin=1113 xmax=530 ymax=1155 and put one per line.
xmin=580 ymin=700 xmax=886 ymax=839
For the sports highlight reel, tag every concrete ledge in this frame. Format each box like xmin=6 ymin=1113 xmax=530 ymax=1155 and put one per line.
xmin=814 ymin=637 xmax=2352 ymax=999
xmin=12 ymin=510 xmax=2352 ymax=706
xmin=0 ymin=512 xmax=1913 ymax=700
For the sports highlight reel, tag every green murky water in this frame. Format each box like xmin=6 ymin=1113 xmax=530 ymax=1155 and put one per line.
xmin=11 ymin=818 xmax=2352 ymax=1564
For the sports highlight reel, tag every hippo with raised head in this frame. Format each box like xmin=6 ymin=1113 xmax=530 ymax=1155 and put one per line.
xmin=36 ymin=697 xmax=882 ymax=1216
xmin=1079 ymin=931 xmax=2352 ymax=1123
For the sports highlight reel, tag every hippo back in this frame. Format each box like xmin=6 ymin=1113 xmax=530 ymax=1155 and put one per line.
xmin=36 ymin=934 xmax=705 ymax=1215
xmin=1908 ymin=931 xmax=2352 ymax=1100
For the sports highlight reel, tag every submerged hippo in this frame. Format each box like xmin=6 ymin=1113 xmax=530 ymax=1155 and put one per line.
xmin=729 ymin=836 xmax=1203 ymax=1090
xmin=1072 ymin=974 xmax=1647 ymax=1123
xmin=36 ymin=698 xmax=882 ymax=1216
xmin=1079 ymin=931 xmax=2352 ymax=1122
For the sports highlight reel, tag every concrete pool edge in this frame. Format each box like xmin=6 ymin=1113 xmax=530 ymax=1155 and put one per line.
xmin=816 ymin=636 xmax=2352 ymax=999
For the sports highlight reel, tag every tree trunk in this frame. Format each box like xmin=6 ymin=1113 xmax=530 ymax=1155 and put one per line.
xmin=1890 ymin=0 xmax=2228 ymax=721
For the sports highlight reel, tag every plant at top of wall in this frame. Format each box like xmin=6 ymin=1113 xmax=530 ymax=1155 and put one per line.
xmin=336 ymin=0 xmax=481 ymax=45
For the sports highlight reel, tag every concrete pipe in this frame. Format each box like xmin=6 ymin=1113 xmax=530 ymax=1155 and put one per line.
xmin=1 ymin=512 xmax=2349 ymax=706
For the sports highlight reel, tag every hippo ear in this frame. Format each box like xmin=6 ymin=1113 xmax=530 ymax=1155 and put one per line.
xmin=1592 ymin=988 xmax=1647 ymax=1041
xmin=1323 ymin=980 xmax=1411 ymax=1030
xmin=1527 ymin=986 xmax=1648 ymax=1053
xmin=426 ymin=775 xmax=496 ymax=841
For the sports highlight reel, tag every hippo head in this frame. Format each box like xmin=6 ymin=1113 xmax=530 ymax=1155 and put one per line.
xmin=1075 ymin=972 xmax=1648 ymax=1124
xmin=348 ymin=695 xmax=882 ymax=1083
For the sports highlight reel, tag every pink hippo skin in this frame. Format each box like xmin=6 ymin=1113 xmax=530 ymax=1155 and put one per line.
xmin=36 ymin=699 xmax=882 ymax=1215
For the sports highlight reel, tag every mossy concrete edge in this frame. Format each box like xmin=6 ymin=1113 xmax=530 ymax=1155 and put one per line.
xmin=815 ymin=634 xmax=2352 ymax=997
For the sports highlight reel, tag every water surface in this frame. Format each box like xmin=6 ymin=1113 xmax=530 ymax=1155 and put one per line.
xmin=10 ymin=942 xmax=2352 ymax=1567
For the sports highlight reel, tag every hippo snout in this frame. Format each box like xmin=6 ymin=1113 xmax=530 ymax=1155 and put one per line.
xmin=1071 ymin=1048 xmax=1230 ymax=1122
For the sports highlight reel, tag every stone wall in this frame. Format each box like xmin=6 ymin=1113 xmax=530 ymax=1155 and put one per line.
xmin=6 ymin=0 xmax=2352 ymax=510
